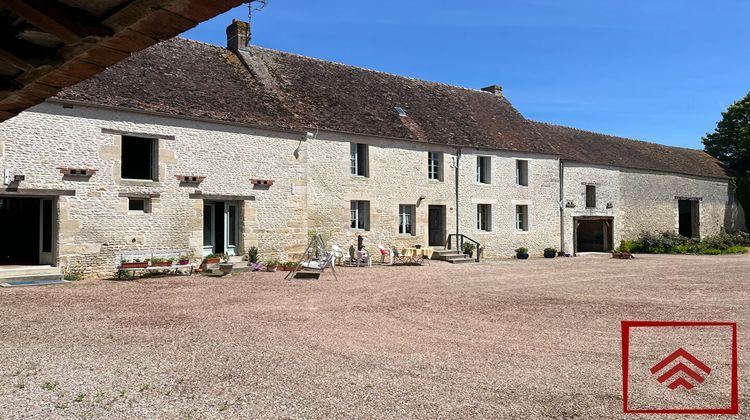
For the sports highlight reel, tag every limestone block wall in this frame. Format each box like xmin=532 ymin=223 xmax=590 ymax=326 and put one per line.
xmin=561 ymin=163 xmax=622 ymax=253
xmin=305 ymin=131 xmax=458 ymax=251
xmin=619 ymin=169 xmax=731 ymax=240
xmin=457 ymin=149 xmax=561 ymax=257
xmin=0 ymin=102 xmax=308 ymax=274
xmin=562 ymin=162 xmax=735 ymax=252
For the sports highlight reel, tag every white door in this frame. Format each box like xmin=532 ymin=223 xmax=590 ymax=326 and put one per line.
xmin=39 ymin=198 xmax=54 ymax=265
xmin=225 ymin=203 xmax=238 ymax=256
xmin=202 ymin=203 xmax=215 ymax=256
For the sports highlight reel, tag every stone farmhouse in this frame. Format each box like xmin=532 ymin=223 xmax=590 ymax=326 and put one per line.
xmin=0 ymin=20 xmax=744 ymax=275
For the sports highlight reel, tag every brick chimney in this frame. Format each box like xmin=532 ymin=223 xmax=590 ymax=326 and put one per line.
xmin=481 ymin=85 xmax=503 ymax=96
xmin=226 ymin=19 xmax=250 ymax=51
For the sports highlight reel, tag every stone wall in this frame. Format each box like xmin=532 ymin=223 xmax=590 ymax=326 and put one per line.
xmin=0 ymin=102 xmax=308 ymax=275
xmin=561 ymin=162 xmax=736 ymax=253
xmin=0 ymin=102 xmax=742 ymax=275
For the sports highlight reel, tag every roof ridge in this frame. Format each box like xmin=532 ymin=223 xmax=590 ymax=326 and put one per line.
xmin=177 ymin=36 xmax=496 ymax=97
xmin=529 ymin=120 xmax=706 ymax=153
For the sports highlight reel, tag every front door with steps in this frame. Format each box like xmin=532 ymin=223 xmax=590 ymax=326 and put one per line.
xmin=428 ymin=205 xmax=446 ymax=247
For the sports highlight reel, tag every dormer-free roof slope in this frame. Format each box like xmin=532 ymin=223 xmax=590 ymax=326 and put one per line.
xmin=55 ymin=37 xmax=728 ymax=179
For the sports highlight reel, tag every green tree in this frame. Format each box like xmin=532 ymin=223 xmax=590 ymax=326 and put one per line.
xmin=702 ymin=91 xmax=750 ymax=176
xmin=703 ymin=91 xmax=750 ymax=229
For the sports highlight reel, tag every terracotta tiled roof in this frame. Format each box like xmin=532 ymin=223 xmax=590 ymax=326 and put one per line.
xmin=56 ymin=37 xmax=728 ymax=180
xmin=530 ymin=122 xmax=728 ymax=179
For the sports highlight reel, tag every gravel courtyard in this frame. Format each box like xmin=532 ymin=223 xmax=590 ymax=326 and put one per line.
xmin=1 ymin=254 xmax=749 ymax=419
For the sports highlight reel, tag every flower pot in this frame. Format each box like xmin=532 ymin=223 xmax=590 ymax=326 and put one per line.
xmin=544 ymin=251 xmax=556 ymax=259
xmin=267 ymin=266 xmax=278 ymax=272
xmin=152 ymin=261 xmax=173 ymax=267
xmin=516 ymin=253 xmax=529 ymax=260
xmin=204 ymin=257 xmax=221 ymax=264
xmin=178 ymin=259 xmax=190 ymax=266
xmin=121 ymin=262 xmax=148 ymax=269
xmin=415 ymin=245 xmax=422 ymax=249
xmin=219 ymin=263 xmax=234 ymax=275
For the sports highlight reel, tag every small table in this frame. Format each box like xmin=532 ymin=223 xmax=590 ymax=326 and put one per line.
xmin=397 ymin=248 xmax=434 ymax=264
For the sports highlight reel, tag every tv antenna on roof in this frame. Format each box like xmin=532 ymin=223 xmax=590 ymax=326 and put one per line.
xmin=247 ymin=1 xmax=269 ymax=46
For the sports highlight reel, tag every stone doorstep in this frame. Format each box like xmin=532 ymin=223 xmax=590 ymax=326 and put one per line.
xmin=0 ymin=265 xmax=62 ymax=280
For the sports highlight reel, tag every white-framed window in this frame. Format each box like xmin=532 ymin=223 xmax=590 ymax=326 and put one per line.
xmin=515 ymin=204 xmax=529 ymax=231
xmin=428 ymin=151 xmax=443 ymax=181
xmin=350 ymin=200 xmax=370 ymax=230
xmin=477 ymin=204 xmax=492 ymax=231
xmin=121 ymin=136 xmax=158 ymax=180
xmin=128 ymin=197 xmax=151 ymax=213
xmin=516 ymin=160 xmax=529 ymax=186
xmin=350 ymin=143 xmax=369 ymax=177
xmin=586 ymin=185 xmax=596 ymax=208
xmin=477 ymin=156 xmax=491 ymax=184
xmin=398 ymin=204 xmax=416 ymax=235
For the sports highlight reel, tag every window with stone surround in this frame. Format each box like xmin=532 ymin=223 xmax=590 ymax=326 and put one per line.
xmin=350 ymin=143 xmax=369 ymax=177
xmin=428 ymin=151 xmax=443 ymax=181
xmin=516 ymin=205 xmax=529 ymax=231
xmin=586 ymin=185 xmax=596 ymax=208
xmin=128 ymin=198 xmax=151 ymax=213
xmin=516 ymin=160 xmax=529 ymax=186
xmin=350 ymin=200 xmax=370 ymax=230
xmin=477 ymin=156 xmax=491 ymax=184
xmin=477 ymin=204 xmax=492 ymax=231
xmin=122 ymin=136 xmax=158 ymax=181
xmin=398 ymin=204 xmax=416 ymax=235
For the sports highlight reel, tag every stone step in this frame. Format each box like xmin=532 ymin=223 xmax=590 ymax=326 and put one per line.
xmin=446 ymin=257 xmax=475 ymax=264
xmin=0 ymin=273 xmax=64 ymax=282
xmin=0 ymin=265 xmax=61 ymax=280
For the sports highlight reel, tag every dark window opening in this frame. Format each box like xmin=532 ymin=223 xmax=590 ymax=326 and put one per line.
xmin=128 ymin=198 xmax=149 ymax=212
xmin=122 ymin=136 xmax=157 ymax=180
xmin=585 ymin=185 xmax=596 ymax=208
xmin=350 ymin=143 xmax=369 ymax=177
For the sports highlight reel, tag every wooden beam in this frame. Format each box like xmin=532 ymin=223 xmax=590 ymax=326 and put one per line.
xmin=2 ymin=0 xmax=111 ymax=45
xmin=0 ymin=48 xmax=34 ymax=71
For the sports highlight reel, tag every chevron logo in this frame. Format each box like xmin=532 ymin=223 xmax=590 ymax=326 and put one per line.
xmin=650 ymin=348 xmax=711 ymax=390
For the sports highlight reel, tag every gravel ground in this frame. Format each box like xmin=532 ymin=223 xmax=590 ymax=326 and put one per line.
xmin=1 ymin=254 xmax=749 ymax=419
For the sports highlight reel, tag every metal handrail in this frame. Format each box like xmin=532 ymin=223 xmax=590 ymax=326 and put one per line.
xmin=446 ymin=234 xmax=481 ymax=262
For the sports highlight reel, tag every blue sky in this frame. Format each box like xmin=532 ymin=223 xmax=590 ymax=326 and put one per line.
xmin=182 ymin=0 xmax=750 ymax=150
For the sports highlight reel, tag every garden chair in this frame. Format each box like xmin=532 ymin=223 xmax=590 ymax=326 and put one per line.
xmin=377 ymin=244 xmax=391 ymax=264
xmin=355 ymin=249 xmax=372 ymax=267
xmin=331 ymin=244 xmax=345 ymax=266
xmin=391 ymin=248 xmax=410 ymax=265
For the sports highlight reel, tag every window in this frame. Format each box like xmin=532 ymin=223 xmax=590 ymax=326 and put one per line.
xmin=477 ymin=156 xmax=491 ymax=184
xmin=428 ymin=151 xmax=443 ymax=181
xmin=121 ymin=136 xmax=158 ymax=180
xmin=516 ymin=160 xmax=529 ymax=186
xmin=586 ymin=185 xmax=596 ymax=208
xmin=516 ymin=205 xmax=528 ymax=231
xmin=350 ymin=143 xmax=369 ymax=177
xmin=398 ymin=204 xmax=416 ymax=235
xmin=128 ymin=198 xmax=150 ymax=213
xmin=350 ymin=200 xmax=370 ymax=230
xmin=477 ymin=204 xmax=492 ymax=232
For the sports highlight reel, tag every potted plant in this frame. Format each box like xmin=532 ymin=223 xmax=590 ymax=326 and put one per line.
xmin=203 ymin=253 xmax=221 ymax=265
xmin=515 ymin=247 xmax=529 ymax=260
xmin=462 ymin=242 xmax=476 ymax=258
xmin=284 ymin=261 xmax=298 ymax=271
xmin=543 ymin=247 xmax=557 ymax=259
xmin=120 ymin=258 xmax=148 ymax=269
xmin=414 ymin=244 xmax=422 ymax=249
xmin=178 ymin=254 xmax=191 ymax=266
xmin=247 ymin=246 xmax=259 ymax=265
xmin=266 ymin=259 xmax=281 ymax=272
xmin=150 ymin=257 xmax=173 ymax=267
xmin=250 ymin=261 xmax=265 ymax=272
xmin=218 ymin=254 xmax=233 ymax=275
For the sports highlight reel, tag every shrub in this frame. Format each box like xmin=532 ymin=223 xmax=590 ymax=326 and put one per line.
xmin=515 ymin=247 xmax=528 ymax=254
xmin=544 ymin=247 xmax=557 ymax=253
xmin=462 ymin=242 xmax=476 ymax=255
xmin=624 ymin=231 xmax=749 ymax=255
xmin=248 ymin=246 xmax=259 ymax=263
